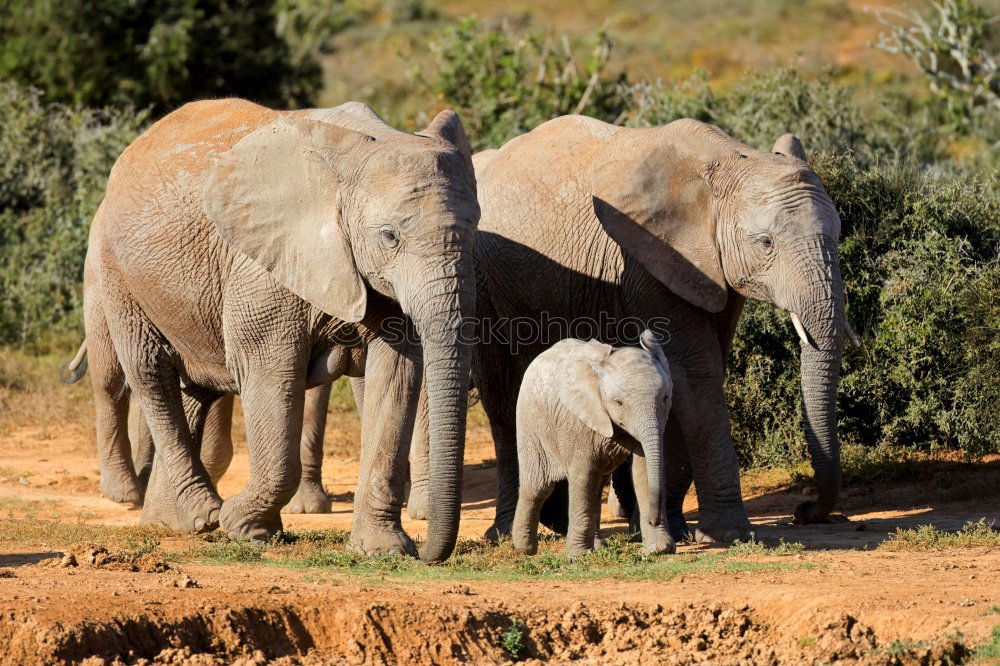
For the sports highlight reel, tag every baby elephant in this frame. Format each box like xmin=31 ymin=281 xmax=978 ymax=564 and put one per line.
xmin=513 ymin=330 xmax=674 ymax=557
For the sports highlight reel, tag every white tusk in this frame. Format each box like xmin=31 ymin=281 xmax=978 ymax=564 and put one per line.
xmin=789 ymin=312 xmax=817 ymax=349
xmin=845 ymin=321 xmax=861 ymax=347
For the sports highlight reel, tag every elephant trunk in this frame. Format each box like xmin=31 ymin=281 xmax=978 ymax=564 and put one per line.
xmin=790 ymin=241 xmax=845 ymax=524
xmin=410 ymin=259 xmax=475 ymax=563
xmin=637 ymin=420 xmax=665 ymax=527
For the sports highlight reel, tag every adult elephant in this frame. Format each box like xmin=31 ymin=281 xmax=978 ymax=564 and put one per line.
xmin=408 ymin=117 xmax=849 ymax=544
xmin=86 ymin=98 xmax=478 ymax=561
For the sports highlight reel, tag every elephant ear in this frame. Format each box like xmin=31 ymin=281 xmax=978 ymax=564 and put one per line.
xmin=204 ymin=116 xmax=370 ymax=322
xmin=772 ymin=133 xmax=807 ymax=160
xmin=639 ymin=329 xmax=668 ymax=371
xmin=592 ymin=141 xmax=728 ymax=313
xmin=557 ymin=341 xmax=614 ymax=438
xmin=418 ymin=109 xmax=476 ymax=193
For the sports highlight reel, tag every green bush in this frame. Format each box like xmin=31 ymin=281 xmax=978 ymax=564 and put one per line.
xmin=0 ymin=83 xmax=145 ymax=349
xmin=0 ymin=0 xmax=320 ymax=114
xmin=423 ymin=18 xmax=627 ymax=150
xmin=620 ymin=68 xmax=945 ymax=167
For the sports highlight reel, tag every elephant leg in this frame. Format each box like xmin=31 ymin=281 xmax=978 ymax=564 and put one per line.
xmin=218 ymin=367 xmax=306 ymax=541
xmin=140 ymin=389 xmax=218 ymax=529
xmin=201 ymin=394 xmax=234 ymax=486
xmin=565 ymin=461 xmax=602 ymax=558
xmin=512 ymin=472 xmax=555 ymax=555
xmin=86 ymin=298 xmax=142 ymax=507
xmin=103 ymin=282 xmax=221 ymax=532
xmin=406 ymin=380 xmax=430 ymax=520
xmin=128 ymin=394 xmax=154 ymax=495
xmin=663 ymin=412 xmax=693 ymax=542
xmin=631 ymin=452 xmax=676 ymax=554
xmin=349 ymin=335 xmax=420 ymax=556
xmin=92 ymin=382 xmax=140 ymax=506
xmin=284 ymin=383 xmax=333 ymax=514
xmin=670 ymin=356 xmax=751 ymax=543
xmin=475 ymin=347 xmax=523 ymax=541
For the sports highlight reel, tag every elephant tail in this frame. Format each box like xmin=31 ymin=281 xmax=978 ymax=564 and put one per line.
xmin=60 ymin=341 xmax=88 ymax=384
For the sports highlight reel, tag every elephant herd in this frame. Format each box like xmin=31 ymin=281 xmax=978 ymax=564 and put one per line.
xmin=63 ymin=98 xmax=852 ymax=562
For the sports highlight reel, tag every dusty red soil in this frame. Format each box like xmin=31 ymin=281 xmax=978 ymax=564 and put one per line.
xmin=2 ymin=414 xmax=999 ymax=664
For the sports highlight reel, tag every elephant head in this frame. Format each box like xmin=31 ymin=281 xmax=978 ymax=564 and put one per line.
xmin=594 ymin=120 xmax=848 ymax=524
xmin=557 ymin=331 xmax=673 ymax=527
xmin=203 ymin=107 xmax=479 ymax=561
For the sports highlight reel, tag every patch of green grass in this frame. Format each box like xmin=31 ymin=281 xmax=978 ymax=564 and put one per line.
xmin=727 ymin=536 xmax=805 ymax=557
xmin=884 ymin=638 xmax=928 ymax=658
xmin=879 ymin=519 xmax=1000 ymax=551
xmin=797 ymin=636 xmax=816 ymax=650
xmin=0 ymin=518 xmax=811 ymax=582
xmin=169 ymin=530 xmax=810 ymax=582
xmin=987 ymin=605 xmax=1000 ymax=616
xmin=973 ymin=626 xmax=1000 ymax=663
xmin=501 ymin=619 xmax=526 ymax=661
xmin=197 ymin=540 xmax=268 ymax=564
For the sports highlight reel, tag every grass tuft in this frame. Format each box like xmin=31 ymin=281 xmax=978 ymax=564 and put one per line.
xmin=879 ymin=519 xmax=1000 ymax=551
xmin=727 ymin=536 xmax=805 ymax=557
xmin=973 ymin=626 xmax=1000 ymax=662
xmin=501 ymin=619 xmax=526 ymax=660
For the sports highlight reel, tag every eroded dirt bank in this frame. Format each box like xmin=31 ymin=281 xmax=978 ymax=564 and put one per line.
xmin=1 ymin=544 xmax=997 ymax=665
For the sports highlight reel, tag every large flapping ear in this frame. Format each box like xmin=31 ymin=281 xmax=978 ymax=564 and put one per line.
xmin=418 ymin=109 xmax=476 ymax=193
xmin=592 ymin=140 xmax=728 ymax=313
xmin=204 ymin=116 xmax=371 ymax=322
xmin=771 ymin=133 xmax=807 ymax=160
xmin=557 ymin=341 xmax=614 ymax=438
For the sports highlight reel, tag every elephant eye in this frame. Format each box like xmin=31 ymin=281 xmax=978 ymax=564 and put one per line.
xmin=755 ymin=234 xmax=774 ymax=250
xmin=378 ymin=225 xmax=400 ymax=249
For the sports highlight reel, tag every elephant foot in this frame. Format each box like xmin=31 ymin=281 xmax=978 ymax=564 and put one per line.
xmin=176 ymin=484 xmax=223 ymax=533
xmin=565 ymin=541 xmax=595 ymax=559
xmin=220 ymin=493 xmax=281 ymax=541
xmin=512 ymin=532 xmax=537 ymax=555
xmin=406 ymin=483 xmax=429 ymax=521
xmin=349 ymin=522 xmax=417 ymax=557
xmin=282 ymin=479 xmax=332 ymax=514
xmin=140 ymin=484 xmax=221 ymax=533
xmin=793 ymin=500 xmax=834 ymax=525
xmin=640 ymin=522 xmax=677 ymax=554
xmin=666 ymin=509 xmax=691 ymax=542
xmin=694 ymin=506 xmax=753 ymax=544
xmin=100 ymin=470 xmax=143 ymax=507
xmin=484 ymin=519 xmax=513 ymax=543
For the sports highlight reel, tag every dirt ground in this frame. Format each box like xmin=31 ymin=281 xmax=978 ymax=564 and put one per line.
xmin=1 ymin=411 xmax=999 ymax=665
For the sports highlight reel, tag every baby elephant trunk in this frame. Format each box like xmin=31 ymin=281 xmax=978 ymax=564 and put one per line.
xmin=638 ymin=422 xmax=665 ymax=527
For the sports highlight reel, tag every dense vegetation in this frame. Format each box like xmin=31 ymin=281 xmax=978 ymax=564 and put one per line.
xmin=0 ymin=0 xmax=996 ymax=462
